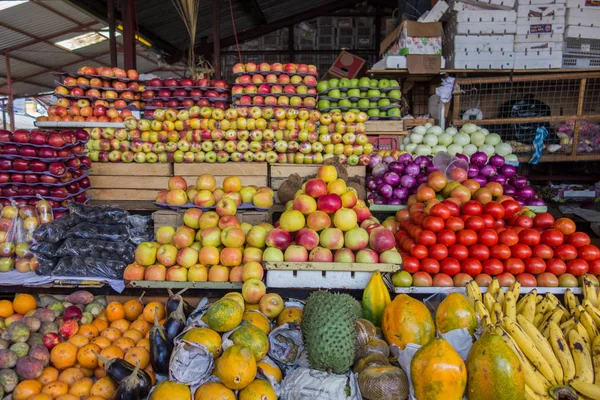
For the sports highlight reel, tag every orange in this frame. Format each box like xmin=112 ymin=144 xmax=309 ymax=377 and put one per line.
xmin=68 ymin=334 xmax=89 ymax=348
xmin=13 ymin=379 xmax=43 ymax=400
xmin=37 ymin=367 xmax=59 ymax=385
xmin=136 ymin=338 xmax=150 ymax=351
xmin=50 ymin=342 xmax=77 ymax=370
xmin=92 ymin=318 xmax=108 ymax=332
xmin=143 ymin=301 xmax=165 ymax=323
xmin=90 ymin=377 xmax=117 ymax=399
xmin=145 ymin=368 xmax=156 ymax=385
xmin=41 ymin=380 xmax=69 ymax=398
xmin=100 ymin=327 xmax=122 ymax=341
xmin=13 ymin=293 xmax=37 ymax=315
xmin=57 ymin=368 xmax=84 ymax=385
xmin=106 ymin=302 xmax=125 ymax=322
xmin=98 ymin=345 xmax=124 ymax=368
xmin=194 ymin=382 xmax=235 ymax=400
xmin=68 ymin=377 xmax=94 ymax=397
xmin=90 ymin=336 xmax=111 ymax=350
xmin=0 ymin=299 xmax=14 ymax=317
xmin=78 ymin=365 xmax=94 ymax=377
xmin=124 ymin=346 xmax=150 ymax=369
xmin=77 ymin=343 xmax=101 ymax=369
xmin=57 ymin=395 xmax=79 ymax=400
xmin=87 ymin=397 xmax=106 ymax=400
xmin=30 ymin=395 xmax=52 ymax=400
xmin=94 ymin=367 xmax=106 ymax=379
xmin=122 ymin=329 xmax=143 ymax=343
xmin=96 ymin=310 xmax=107 ymax=321
xmin=130 ymin=319 xmax=151 ymax=336
xmin=110 ymin=318 xmax=131 ymax=333
xmin=78 ymin=323 xmax=99 ymax=339
xmin=123 ymin=297 xmax=144 ymax=321
xmin=113 ymin=337 xmax=135 ymax=353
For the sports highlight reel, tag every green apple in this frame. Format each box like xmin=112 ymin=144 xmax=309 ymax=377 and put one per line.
xmin=367 ymin=109 xmax=380 ymax=117
xmin=358 ymin=77 xmax=370 ymax=87
xmin=329 ymin=79 xmax=339 ymax=88
xmin=369 ymin=79 xmax=378 ymax=87
xmin=390 ymin=80 xmax=400 ymax=87
xmin=351 ymin=102 xmax=358 ymax=107
xmin=317 ymin=99 xmax=330 ymax=109
xmin=367 ymin=89 xmax=381 ymax=97
xmin=339 ymin=78 xmax=350 ymax=87
xmin=392 ymin=270 xmax=413 ymax=287
xmin=330 ymin=108 xmax=342 ymax=113
xmin=349 ymin=78 xmax=359 ymax=87
xmin=340 ymin=91 xmax=348 ymax=98
xmin=358 ymin=99 xmax=370 ymax=108
xmin=316 ymin=81 xmax=329 ymax=92
xmin=349 ymin=108 xmax=360 ymax=113
xmin=369 ymin=101 xmax=377 ymax=108
xmin=347 ymin=88 xmax=361 ymax=97
xmin=328 ymin=89 xmax=341 ymax=99
xmin=378 ymin=79 xmax=390 ymax=89
xmin=379 ymin=110 xmax=387 ymax=117
xmin=388 ymin=108 xmax=401 ymax=117
xmin=378 ymin=98 xmax=391 ymax=107
xmin=330 ymin=102 xmax=338 ymax=107
xmin=388 ymin=89 xmax=402 ymax=99
xmin=339 ymin=99 xmax=352 ymax=107
xmin=360 ymin=91 xmax=368 ymax=98
xmin=347 ymin=155 xmax=359 ymax=166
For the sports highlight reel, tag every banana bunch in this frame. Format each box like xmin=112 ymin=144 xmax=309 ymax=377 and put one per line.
xmin=466 ymin=276 xmax=600 ymax=400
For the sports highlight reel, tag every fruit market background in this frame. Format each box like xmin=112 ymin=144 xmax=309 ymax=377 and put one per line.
xmin=1 ymin=0 xmax=600 ymax=399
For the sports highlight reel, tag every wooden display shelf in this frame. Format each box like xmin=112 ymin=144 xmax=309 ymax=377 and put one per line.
xmin=126 ymin=281 xmax=243 ymax=290
xmin=173 ymin=163 xmax=268 ymax=188
xmin=367 ymin=68 xmax=600 ymax=77
xmin=269 ymin=164 xmax=366 ymax=193
xmin=89 ymin=163 xmax=173 ymax=201
xmin=263 ymin=261 xmax=400 ymax=273
xmin=364 ymin=120 xmax=405 ymax=135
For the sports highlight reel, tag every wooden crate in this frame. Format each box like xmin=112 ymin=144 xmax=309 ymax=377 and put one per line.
xmin=364 ymin=120 xmax=405 ymax=135
xmin=269 ymin=164 xmax=366 ymax=191
xmin=89 ymin=163 xmax=173 ymax=201
xmin=173 ymin=163 xmax=268 ymax=188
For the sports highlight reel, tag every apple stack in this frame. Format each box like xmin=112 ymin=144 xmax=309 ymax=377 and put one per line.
xmin=126 ymin=176 xmax=272 ymax=282
xmin=316 ymin=77 xmax=402 ymax=120
xmin=263 ymin=165 xmax=402 ymax=264
xmin=38 ymin=66 xmax=145 ymax=124
xmin=142 ymin=77 xmax=230 ymax=118
xmin=231 ymin=62 xmax=318 ymax=110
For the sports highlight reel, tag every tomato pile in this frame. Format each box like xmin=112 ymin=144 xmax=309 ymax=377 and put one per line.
xmin=395 ymin=198 xmax=600 ymax=287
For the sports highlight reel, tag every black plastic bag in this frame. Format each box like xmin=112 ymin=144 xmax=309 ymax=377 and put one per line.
xmin=52 ymin=256 xmax=127 ymax=279
xmin=33 ymin=254 xmax=57 ymax=276
xmin=68 ymin=203 xmax=129 ymax=225
xmin=30 ymin=242 xmax=59 ymax=258
xmin=56 ymin=238 xmax=135 ymax=263
xmin=126 ymin=215 xmax=154 ymax=245
xmin=65 ymin=223 xmax=129 ymax=242
xmin=498 ymin=94 xmax=551 ymax=143
xmin=33 ymin=219 xmax=70 ymax=243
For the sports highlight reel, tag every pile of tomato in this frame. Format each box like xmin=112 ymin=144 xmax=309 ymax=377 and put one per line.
xmin=395 ymin=198 xmax=600 ymax=287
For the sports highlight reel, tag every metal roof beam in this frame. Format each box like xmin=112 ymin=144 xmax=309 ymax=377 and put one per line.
xmin=3 ymin=53 xmax=52 ymax=72
xmin=241 ymin=0 xmax=267 ymax=24
xmin=0 ymin=22 xmax=99 ymax=54
xmin=0 ymin=75 xmax=54 ymax=91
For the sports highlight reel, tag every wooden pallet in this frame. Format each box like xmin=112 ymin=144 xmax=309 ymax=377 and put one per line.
xmin=89 ymin=163 xmax=173 ymax=201
xmin=269 ymin=164 xmax=366 ymax=192
xmin=173 ymin=163 xmax=268 ymax=188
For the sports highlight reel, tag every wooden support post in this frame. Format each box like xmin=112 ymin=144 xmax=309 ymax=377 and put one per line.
xmin=107 ymin=0 xmax=118 ymax=68
xmin=572 ymin=78 xmax=587 ymax=158
xmin=212 ymin=0 xmax=221 ymax=77
xmin=288 ymin=25 xmax=294 ymax=63
xmin=122 ymin=0 xmax=136 ymax=70
xmin=4 ymin=53 xmax=14 ymax=130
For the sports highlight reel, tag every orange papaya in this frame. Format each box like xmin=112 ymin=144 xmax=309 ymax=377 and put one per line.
xmin=381 ymin=294 xmax=435 ymax=349
xmin=435 ymin=292 xmax=477 ymax=335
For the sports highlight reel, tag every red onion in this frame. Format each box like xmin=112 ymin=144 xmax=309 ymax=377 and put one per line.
xmin=375 ymin=177 xmax=384 ymax=186
xmin=517 ymin=186 xmax=535 ymax=199
xmin=480 ymin=164 xmax=497 ymax=177
xmin=473 ymin=175 xmax=488 ymax=186
xmin=468 ymin=165 xmax=480 ymax=178
xmin=426 ymin=164 xmax=440 ymax=173
xmin=372 ymin=163 xmax=388 ymax=177
xmin=398 ymin=153 xmax=413 ymax=164
xmin=527 ymin=198 xmax=545 ymax=206
xmin=489 ymin=174 xmax=507 ymax=185
xmin=369 ymin=154 xmax=382 ymax=169
xmin=455 ymin=154 xmax=469 ymax=162
xmin=367 ymin=179 xmax=378 ymax=191
xmin=388 ymin=162 xmax=405 ymax=174
xmin=388 ymin=198 xmax=403 ymax=205
xmin=405 ymin=163 xmax=420 ymax=176
xmin=393 ymin=187 xmax=408 ymax=199
xmin=383 ymin=155 xmax=395 ymax=164
xmin=489 ymin=155 xmax=505 ymax=167
xmin=471 ymin=151 xmax=488 ymax=166
xmin=500 ymin=164 xmax=517 ymax=178
xmin=416 ymin=173 xmax=429 ymax=185
xmin=367 ymin=193 xmax=378 ymax=202
xmin=516 ymin=198 xmax=526 ymax=206
xmin=510 ymin=176 xmax=528 ymax=189
xmin=379 ymin=184 xmax=393 ymax=198
xmin=414 ymin=155 xmax=431 ymax=168
xmin=374 ymin=197 xmax=385 ymax=204
xmin=400 ymin=175 xmax=417 ymax=188
xmin=502 ymin=184 xmax=516 ymax=196
xmin=383 ymin=172 xmax=400 ymax=186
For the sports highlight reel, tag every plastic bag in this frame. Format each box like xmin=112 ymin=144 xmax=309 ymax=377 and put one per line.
xmin=68 ymin=203 xmax=129 ymax=225
xmin=168 ymin=329 xmax=214 ymax=387
xmin=30 ymin=241 xmax=59 ymax=258
xmin=33 ymin=217 xmax=70 ymax=243
xmin=279 ymin=367 xmax=361 ymax=400
xmin=498 ymin=95 xmax=552 ymax=143
xmin=65 ymin=223 xmax=129 ymax=241
xmin=56 ymin=238 xmax=135 ymax=263
xmin=268 ymin=323 xmax=304 ymax=367
xmin=33 ymin=254 xmax=57 ymax=275
xmin=52 ymin=256 xmax=127 ymax=278
xmin=126 ymin=215 xmax=154 ymax=245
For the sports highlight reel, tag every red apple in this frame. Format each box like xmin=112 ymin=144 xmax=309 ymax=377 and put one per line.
xmin=48 ymin=162 xmax=66 ymax=176
xmin=20 ymin=146 xmax=37 ymax=157
xmin=164 ymin=78 xmax=178 ymax=87
xmin=2 ymin=145 xmax=18 ymax=155
xmin=29 ymin=160 xmax=47 ymax=172
xmin=40 ymin=175 xmax=58 ymax=184
xmin=147 ymin=78 xmax=163 ymax=87
xmin=30 ymin=131 xmax=47 ymax=145
xmin=12 ymin=158 xmax=29 ymax=171
xmin=24 ymin=174 xmax=38 ymax=184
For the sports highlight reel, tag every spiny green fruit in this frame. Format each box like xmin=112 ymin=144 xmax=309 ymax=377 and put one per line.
xmin=302 ymin=291 xmax=362 ymax=374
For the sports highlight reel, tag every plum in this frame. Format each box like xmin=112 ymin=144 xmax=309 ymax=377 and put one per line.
xmin=0 ymin=368 xmax=17 ymax=393
xmin=28 ymin=344 xmax=49 ymax=366
xmin=7 ymin=322 xmax=29 ymax=343
xmin=27 ymin=333 xmax=42 ymax=347
xmin=39 ymin=322 xmax=58 ymax=336
xmin=33 ymin=308 xmax=55 ymax=323
xmin=66 ymin=290 xmax=94 ymax=305
xmin=15 ymin=356 xmax=44 ymax=379
xmin=21 ymin=316 xmax=40 ymax=333
xmin=0 ymin=350 xmax=17 ymax=369
xmin=9 ymin=343 xmax=28 ymax=359
xmin=0 ymin=340 xmax=8 ymax=351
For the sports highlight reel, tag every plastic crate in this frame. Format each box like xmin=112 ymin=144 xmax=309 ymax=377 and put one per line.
xmin=338 ymin=26 xmax=355 ymax=37
xmin=356 ymin=17 xmax=373 ymax=28
xmin=318 ymin=26 xmax=335 ymax=36
xmin=336 ymin=36 xmax=355 ymax=48
xmin=368 ymin=135 xmax=399 ymax=151
xmin=317 ymin=35 xmax=335 ymax=50
xmin=563 ymin=37 xmax=600 ymax=57
xmin=336 ymin=17 xmax=353 ymax=28
xmin=562 ymin=56 xmax=600 ymax=67
xmin=318 ymin=16 xmax=335 ymax=27
xmin=262 ymin=35 xmax=280 ymax=47
xmin=356 ymin=36 xmax=373 ymax=49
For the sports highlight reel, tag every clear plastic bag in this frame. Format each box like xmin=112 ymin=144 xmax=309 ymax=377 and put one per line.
xmin=126 ymin=215 xmax=154 ymax=245
xmin=52 ymin=256 xmax=127 ymax=278
xmin=33 ymin=217 xmax=70 ymax=243
xmin=56 ymin=238 xmax=135 ymax=263
xmin=65 ymin=223 xmax=129 ymax=241
xmin=68 ymin=203 xmax=129 ymax=225
xmin=33 ymin=254 xmax=57 ymax=275
xmin=30 ymin=241 xmax=59 ymax=258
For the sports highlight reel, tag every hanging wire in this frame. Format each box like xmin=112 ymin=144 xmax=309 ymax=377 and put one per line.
xmin=228 ymin=0 xmax=242 ymax=63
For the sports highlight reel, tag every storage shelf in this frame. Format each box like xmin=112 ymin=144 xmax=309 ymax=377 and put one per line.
xmin=367 ymin=68 xmax=600 ymax=76
xmin=394 ymin=286 xmax=582 ymax=295
xmin=35 ymin=122 xmax=126 ymax=128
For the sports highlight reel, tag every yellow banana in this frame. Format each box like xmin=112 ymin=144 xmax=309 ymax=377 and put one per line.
xmin=483 ymin=292 xmax=496 ymax=314
xmin=502 ymin=316 xmax=556 ymax=384
xmin=568 ymin=329 xmax=595 ymax=384
xmin=541 ymin=309 xmax=565 ymax=339
xmin=536 ymin=299 xmax=550 ymax=317
xmin=517 ymin=292 xmax=532 ymax=314
xmin=570 ymin=381 xmax=600 ymax=398
xmin=474 ymin=299 xmax=490 ymax=320
xmin=534 ymin=313 xmax=544 ymax=328
xmin=466 ymin=280 xmax=482 ymax=303
xmin=576 ymin=321 xmax=593 ymax=352
xmin=583 ymin=276 xmax=599 ymax=308
xmin=580 ymin=311 xmax=600 ymax=343
xmin=575 ymin=305 xmax=586 ymax=320
xmin=481 ymin=314 xmax=493 ymax=329
xmin=524 ymin=385 xmax=549 ymax=400
xmin=488 ymin=277 xmax=500 ymax=298
xmin=564 ymin=289 xmax=578 ymax=314
xmin=520 ymin=293 xmax=537 ymax=324
xmin=491 ymin=302 xmax=503 ymax=325
xmin=509 ymin=280 xmax=521 ymax=300
xmin=561 ymin=318 xmax=577 ymax=336
xmin=592 ymin=336 xmax=600 ymax=384
xmin=549 ymin=321 xmax=576 ymax=383
xmin=583 ymin=299 xmax=600 ymax=328
xmin=504 ymin=291 xmax=516 ymax=321
xmin=545 ymin=292 xmax=560 ymax=309
xmin=517 ymin=314 xmax=564 ymax=384
xmin=495 ymin=288 xmax=505 ymax=308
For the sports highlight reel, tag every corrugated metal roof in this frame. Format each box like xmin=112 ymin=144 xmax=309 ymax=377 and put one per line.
xmin=0 ymin=26 xmax=32 ymax=49
xmin=0 ymin=56 xmax=45 ymax=79
xmin=42 ymin=1 xmax=97 ymax=24
xmin=0 ymin=2 xmax=80 ymax=40
xmin=11 ymin=42 xmax=83 ymax=67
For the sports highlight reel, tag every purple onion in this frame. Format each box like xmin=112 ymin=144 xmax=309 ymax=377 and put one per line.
xmin=511 ymin=176 xmax=528 ymax=189
xmin=416 ymin=173 xmax=429 ymax=185
xmin=489 ymin=174 xmax=507 ymax=185
xmin=489 ymin=155 xmax=505 ymax=167
xmin=471 ymin=151 xmax=488 ymax=166
xmin=400 ymin=175 xmax=417 ymax=188
xmin=383 ymin=155 xmax=395 ymax=164
xmin=405 ymin=163 xmax=420 ymax=176
xmin=414 ymin=155 xmax=431 ymax=168
xmin=473 ymin=175 xmax=488 ymax=186
xmin=367 ymin=179 xmax=378 ymax=191
xmin=374 ymin=197 xmax=385 ymax=205
xmin=393 ymin=186 xmax=408 ymax=199
xmin=367 ymin=193 xmax=378 ymax=202
xmin=369 ymin=154 xmax=382 ymax=169
xmin=468 ymin=164 xmax=480 ymax=178
xmin=499 ymin=164 xmax=517 ymax=178
xmin=375 ymin=177 xmax=384 ymax=186
xmin=383 ymin=172 xmax=400 ymax=186
xmin=527 ymin=198 xmax=545 ymax=206
xmin=379 ymin=184 xmax=393 ymax=198
xmin=398 ymin=153 xmax=413 ymax=164
xmin=426 ymin=164 xmax=440 ymax=173
xmin=372 ymin=163 xmax=388 ymax=177
xmin=388 ymin=198 xmax=403 ymax=205
xmin=455 ymin=154 xmax=469 ymax=162
xmin=480 ymin=164 xmax=497 ymax=177
xmin=516 ymin=198 xmax=526 ymax=206
xmin=517 ymin=186 xmax=535 ymax=199
xmin=388 ymin=162 xmax=405 ymax=174
xmin=502 ymin=184 xmax=516 ymax=196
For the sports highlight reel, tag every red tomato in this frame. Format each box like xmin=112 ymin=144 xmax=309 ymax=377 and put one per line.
xmin=421 ymin=258 xmax=440 ymax=274
xmin=491 ymin=244 xmax=511 ymax=260
xmin=504 ymin=258 xmax=525 ymax=274
xmin=440 ymin=258 xmax=461 ymax=276
xmin=457 ymin=229 xmax=478 ymax=246
xmin=412 ymin=271 xmax=433 ymax=286
xmin=589 ymin=259 xmax=600 ymax=275
xmin=511 ymin=244 xmax=532 ymax=260
xmin=465 ymin=216 xmax=485 ymax=231
xmin=515 ymin=216 xmax=533 ymax=229
xmin=462 ymin=258 xmax=483 ymax=276
xmin=481 ymin=214 xmax=495 ymax=229
xmin=442 ymin=200 xmax=460 ymax=217
xmin=478 ymin=229 xmax=499 ymax=247
xmin=483 ymin=202 xmax=505 ymax=220
xmin=462 ymin=201 xmax=483 ymax=216
xmin=516 ymin=273 xmax=537 ymax=287
xmin=412 ymin=212 xmax=426 ymax=226
xmin=494 ymin=219 xmax=506 ymax=229
xmin=512 ymin=226 xmax=525 ymax=234
xmin=449 ymin=244 xmax=469 ymax=261
xmin=437 ymin=229 xmax=457 ymax=246
xmin=499 ymin=229 xmax=519 ymax=247
xmin=429 ymin=243 xmax=449 ymax=261
xmin=422 ymin=216 xmax=445 ymax=233
xmin=482 ymin=259 xmax=504 ymax=276
xmin=445 ymin=217 xmax=464 ymax=232
xmin=403 ymin=256 xmax=421 ymax=273
xmin=541 ymin=229 xmax=564 ymax=247
xmin=578 ymin=245 xmax=600 ymax=261
xmin=395 ymin=230 xmax=408 ymax=244
xmin=497 ymin=272 xmax=516 ymax=287
xmin=568 ymin=232 xmax=591 ymax=248
xmin=555 ymin=244 xmax=578 ymax=261
xmin=501 ymin=199 xmax=520 ymax=218
xmin=417 ymin=230 xmax=437 ymax=246
xmin=411 ymin=244 xmax=429 ymax=260
xmin=409 ymin=226 xmax=422 ymax=239
xmin=430 ymin=203 xmax=451 ymax=220
xmin=524 ymin=257 xmax=546 ymax=274
xmin=533 ymin=212 xmax=555 ymax=229
xmin=536 ymin=272 xmax=559 ymax=287
xmin=402 ymin=238 xmax=415 ymax=252
xmin=554 ymin=218 xmax=577 ymax=236
xmin=532 ymin=244 xmax=554 ymax=260
xmin=567 ymin=259 xmax=589 ymax=276
xmin=469 ymin=244 xmax=490 ymax=261
xmin=545 ymin=258 xmax=567 ymax=276
xmin=433 ymin=273 xmax=454 ymax=286
xmin=519 ymin=229 xmax=541 ymax=246
xmin=475 ymin=273 xmax=492 ymax=287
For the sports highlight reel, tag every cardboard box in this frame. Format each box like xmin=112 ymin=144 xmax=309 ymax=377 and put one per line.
xmin=418 ymin=1 xmax=450 ymax=22
xmin=566 ymin=7 xmax=600 ymax=26
xmin=451 ymin=34 xmax=515 ymax=52
xmin=518 ymin=0 xmax=565 ymax=5
xmin=457 ymin=0 xmax=516 ymax=10
xmin=327 ymin=51 xmax=366 ymax=79
xmin=566 ymin=0 xmax=600 ymax=7
xmin=515 ymin=32 xmax=564 ymax=42
xmin=516 ymin=21 xmax=565 ymax=35
xmin=517 ymin=4 xmax=566 ymax=18
xmin=565 ymin=25 xmax=600 ymax=38
xmin=449 ymin=50 xmax=515 ymax=69
xmin=379 ymin=21 xmax=442 ymax=56
xmin=515 ymin=40 xmax=563 ymax=51
xmin=371 ymin=55 xmax=447 ymax=69
xmin=514 ymin=49 xmax=563 ymax=68
xmin=446 ymin=14 xmax=517 ymax=34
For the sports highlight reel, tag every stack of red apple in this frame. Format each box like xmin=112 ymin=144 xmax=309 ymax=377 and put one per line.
xmin=0 ymin=129 xmax=92 ymax=211
xmin=232 ymin=63 xmax=317 ymax=109
xmin=262 ymin=165 xmax=402 ymax=264
xmin=142 ymin=77 xmax=229 ymax=117
xmin=37 ymin=66 xmax=144 ymax=123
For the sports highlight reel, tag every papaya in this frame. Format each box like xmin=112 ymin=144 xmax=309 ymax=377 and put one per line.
xmin=436 ymin=293 xmax=477 ymax=335
xmin=466 ymin=331 xmax=525 ymax=400
xmin=381 ymin=294 xmax=435 ymax=349
xmin=150 ymin=381 xmax=191 ymax=400
xmin=362 ymin=271 xmax=391 ymax=327
xmin=410 ymin=338 xmax=466 ymax=400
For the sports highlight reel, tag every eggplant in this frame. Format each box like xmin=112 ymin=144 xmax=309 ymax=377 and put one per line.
xmin=166 ymin=287 xmax=193 ymax=317
xmin=150 ymin=306 xmax=173 ymax=374
xmin=115 ymin=361 xmax=142 ymax=400
xmin=94 ymin=351 xmax=152 ymax=396
xmin=164 ymin=299 xmax=186 ymax=344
